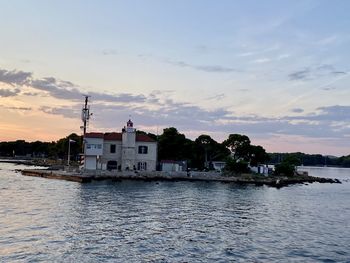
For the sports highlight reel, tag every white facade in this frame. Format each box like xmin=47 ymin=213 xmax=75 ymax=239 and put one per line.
xmin=212 ymin=161 xmax=226 ymax=172
xmin=83 ymin=120 xmax=157 ymax=171
xmin=160 ymin=160 xmax=187 ymax=172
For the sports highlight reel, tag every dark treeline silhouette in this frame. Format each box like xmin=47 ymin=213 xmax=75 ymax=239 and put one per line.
xmin=269 ymin=152 xmax=350 ymax=168
xmin=0 ymin=133 xmax=82 ymax=161
xmin=1 ymin=128 xmax=349 ymax=168
xmin=0 ymin=127 xmax=268 ymax=171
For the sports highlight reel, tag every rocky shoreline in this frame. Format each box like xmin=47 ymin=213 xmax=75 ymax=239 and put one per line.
xmin=21 ymin=169 xmax=341 ymax=188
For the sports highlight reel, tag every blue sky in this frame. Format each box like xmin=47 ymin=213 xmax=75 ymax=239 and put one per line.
xmin=0 ymin=0 xmax=350 ymax=155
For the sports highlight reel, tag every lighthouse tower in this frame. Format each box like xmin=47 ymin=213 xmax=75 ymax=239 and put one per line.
xmin=121 ymin=119 xmax=136 ymax=170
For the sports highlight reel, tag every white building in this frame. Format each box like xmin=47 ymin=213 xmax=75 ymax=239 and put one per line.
xmin=83 ymin=120 xmax=157 ymax=171
xmin=212 ymin=161 xmax=226 ymax=172
xmin=160 ymin=160 xmax=187 ymax=172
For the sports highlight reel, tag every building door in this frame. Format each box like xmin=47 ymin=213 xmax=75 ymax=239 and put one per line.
xmin=107 ymin=160 xmax=118 ymax=170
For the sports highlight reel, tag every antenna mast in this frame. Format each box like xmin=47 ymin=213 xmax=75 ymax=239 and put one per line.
xmin=81 ymin=95 xmax=92 ymax=136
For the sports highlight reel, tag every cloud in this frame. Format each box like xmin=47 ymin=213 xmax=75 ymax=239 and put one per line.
xmin=194 ymin=65 xmax=238 ymax=73
xmin=331 ymin=71 xmax=347 ymax=75
xmin=288 ymin=69 xmax=311 ymax=80
xmin=317 ymin=35 xmax=339 ymax=46
xmin=135 ymin=53 xmax=240 ymax=73
xmin=251 ymin=58 xmax=271 ymax=64
xmin=237 ymin=52 xmax=255 ymax=57
xmin=313 ymin=105 xmax=350 ymax=122
xmin=277 ymin=54 xmax=290 ymax=60
xmin=38 ymin=89 xmax=350 ymax=143
xmin=238 ymin=88 xmax=249 ymax=92
xmin=0 ymin=68 xmax=147 ymax=104
xmin=0 ymin=105 xmax=32 ymax=111
xmin=23 ymin=92 xmax=41 ymax=96
xmin=165 ymin=58 xmax=238 ymax=73
xmin=101 ymin=49 xmax=119 ymax=56
xmin=31 ymin=77 xmax=82 ymax=100
xmin=2 ymin=67 xmax=350 ymax=149
xmin=31 ymin=76 xmax=147 ymax=103
xmin=0 ymin=69 xmax=32 ymax=86
xmin=288 ymin=65 xmax=348 ymax=81
xmin=40 ymin=106 xmax=80 ymax=119
xmin=322 ymin=87 xmax=336 ymax=91
xmin=0 ymin=88 xmax=20 ymax=97
xmin=206 ymin=93 xmax=226 ymax=100
xmin=39 ymin=95 xmax=233 ymax=131
xmin=291 ymin=108 xmax=304 ymax=113
xmin=89 ymin=92 xmax=146 ymax=103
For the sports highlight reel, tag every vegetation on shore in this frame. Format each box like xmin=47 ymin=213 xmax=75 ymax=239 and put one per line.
xmin=1 ymin=127 xmax=350 ymax=170
xmin=269 ymin=152 xmax=350 ymax=168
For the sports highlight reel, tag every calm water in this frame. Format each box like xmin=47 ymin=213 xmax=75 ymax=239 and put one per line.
xmin=1 ymin=163 xmax=350 ymax=262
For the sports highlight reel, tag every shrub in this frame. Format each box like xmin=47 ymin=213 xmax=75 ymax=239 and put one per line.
xmin=224 ymin=158 xmax=249 ymax=174
xmin=274 ymin=162 xmax=295 ymax=176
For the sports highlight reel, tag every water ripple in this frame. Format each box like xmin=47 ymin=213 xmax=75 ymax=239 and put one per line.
xmin=1 ymin=164 xmax=350 ymax=262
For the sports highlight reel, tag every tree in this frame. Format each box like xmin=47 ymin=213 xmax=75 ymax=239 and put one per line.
xmin=224 ymin=157 xmax=249 ymax=174
xmin=193 ymin=135 xmax=230 ymax=170
xmin=54 ymin=133 xmax=82 ymax=160
xmin=283 ymin=155 xmax=302 ymax=166
xmin=223 ymin=134 xmax=251 ymax=160
xmin=274 ymin=162 xmax=295 ymax=176
xmin=195 ymin=135 xmax=216 ymax=168
xmin=249 ymin=145 xmax=269 ymax=166
xmin=158 ymin=127 xmax=193 ymax=161
xmin=274 ymin=155 xmax=301 ymax=176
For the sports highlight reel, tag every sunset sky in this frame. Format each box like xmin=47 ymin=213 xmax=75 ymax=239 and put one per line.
xmin=1 ymin=0 xmax=350 ymax=156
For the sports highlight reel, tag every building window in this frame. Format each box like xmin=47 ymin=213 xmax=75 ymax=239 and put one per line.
xmin=137 ymin=162 xmax=147 ymax=171
xmin=86 ymin=144 xmax=102 ymax=150
xmin=138 ymin=146 xmax=148 ymax=154
xmin=110 ymin=144 xmax=116 ymax=153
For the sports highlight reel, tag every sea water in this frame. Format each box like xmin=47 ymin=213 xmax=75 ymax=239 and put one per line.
xmin=0 ymin=162 xmax=349 ymax=262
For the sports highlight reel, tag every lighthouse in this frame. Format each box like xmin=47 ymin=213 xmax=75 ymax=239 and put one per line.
xmin=121 ymin=119 xmax=136 ymax=170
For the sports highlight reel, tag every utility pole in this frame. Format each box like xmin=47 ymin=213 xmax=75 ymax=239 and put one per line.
xmin=80 ymin=95 xmax=92 ymax=162
xmin=81 ymin=95 xmax=91 ymax=137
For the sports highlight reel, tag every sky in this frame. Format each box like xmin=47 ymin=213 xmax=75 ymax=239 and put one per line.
xmin=0 ymin=0 xmax=350 ymax=156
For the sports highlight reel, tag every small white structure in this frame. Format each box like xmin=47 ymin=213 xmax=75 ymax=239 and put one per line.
xmin=84 ymin=120 xmax=157 ymax=171
xmin=212 ymin=161 xmax=226 ymax=172
xmin=250 ymin=164 xmax=269 ymax=176
xmin=160 ymin=160 xmax=187 ymax=172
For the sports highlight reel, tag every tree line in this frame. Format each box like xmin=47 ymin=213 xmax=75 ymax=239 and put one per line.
xmin=269 ymin=152 xmax=350 ymax=168
xmin=1 ymin=128 xmax=349 ymax=169
xmin=0 ymin=127 xmax=268 ymax=170
xmin=0 ymin=133 xmax=82 ymax=161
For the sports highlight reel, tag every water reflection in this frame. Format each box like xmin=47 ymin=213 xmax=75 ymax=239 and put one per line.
xmin=0 ymin=164 xmax=350 ymax=262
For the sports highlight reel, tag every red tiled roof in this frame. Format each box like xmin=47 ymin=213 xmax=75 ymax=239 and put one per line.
xmin=85 ymin=132 xmax=155 ymax=142
xmin=104 ymin=132 xmax=122 ymax=141
xmin=136 ymin=134 xmax=156 ymax=142
xmin=85 ymin=132 xmax=104 ymax=138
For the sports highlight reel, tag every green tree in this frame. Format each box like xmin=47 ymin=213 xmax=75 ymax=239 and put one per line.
xmin=54 ymin=133 xmax=82 ymax=160
xmin=224 ymin=157 xmax=249 ymax=174
xmin=274 ymin=155 xmax=301 ymax=176
xmin=283 ymin=155 xmax=302 ymax=166
xmin=223 ymin=134 xmax=251 ymax=160
xmin=194 ymin=134 xmax=230 ymax=169
xmin=158 ymin=127 xmax=192 ymax=161
xmin=274 ymin=162 xmax=295 ymax=176
xmin=249 ymin=145 xmax=269 ymax=166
